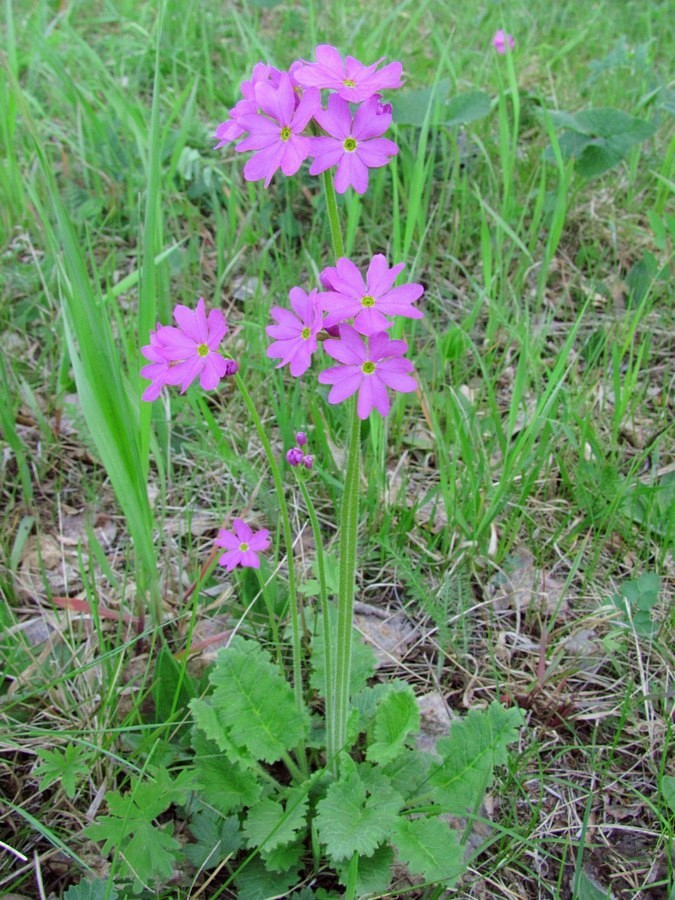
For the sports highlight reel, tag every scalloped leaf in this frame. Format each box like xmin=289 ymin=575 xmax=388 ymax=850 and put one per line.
xmin=366 ymin=684 xmax=420 ymax=765
xmin=392 ymin=816 xmax=464 ymax=886
xmin=243 ymin=787 xmax=309 ymax=852
xmin=428 ymin=702 xmax=523 ymax=814
xmin=315 ymin=766 xmax=403 ymax=862
xmin=208 ymin=636 xmax=310 ymax=763
xmin=192 ymin=732 xmax=262 ymax=814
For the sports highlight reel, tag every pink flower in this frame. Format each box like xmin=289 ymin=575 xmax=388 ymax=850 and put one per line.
xmin=318 ymin=325 xmax=417 ymax=419
xmin=214 ymin=63 xmax=283 ymax=148
xmin=266 ymin=287 xmax=324 ymax=377
xmin=309 ymin=95 xmax=398 ymax=194
xmin=140 ymin=298 xmax=231 ymax=400
xmin=493 ymin=30 xmax=515 ymax=54
xmin=235 ymin=73 xmax=320 ymax=186
xmin=215 ymin=519 xmax=271 ymax=571
xmin=320 ymin=254 xmax=424 ymax=335
xmin=295 ymin=45 xmax=403 ymax=102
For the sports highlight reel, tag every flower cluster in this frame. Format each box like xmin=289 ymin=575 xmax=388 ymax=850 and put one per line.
xmin=266 ymin=254 xmax=422 ymax=419
xmin=286 ymin=431 xmax=313 ymax=470
xmin=140 ymin=298 xmax=237 ymax=401
xmin=214 ymin=45 xmax=403 ymax=194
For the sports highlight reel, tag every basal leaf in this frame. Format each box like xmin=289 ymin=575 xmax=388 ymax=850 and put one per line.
xmin=185 ymin=809 xmax=242 ymax=869
xmin=392 ymin=80 xmax=450 ymax=127
xmin=428 ymin=702 xmax=523 ymax=814
xmin=315 ymin=767 xmax=403 ymax=862
xmin=243 ymin=788 xmax=309 ymax=852
xmin=34 ymin=743 xmax=91 ymax=799
xmin=337 ymin=843 xmax=394 ymax=895
xmin=367 ymin=684 xmax=420 ymax=765
xmin=392 ymin=817 xmax=464 ymax=886
xmin=444 ymin=90 xmax=491 ymax=127
xmin=234 ymin=859 xmax=301 ymax=900
xmin=209 ymin=637 xmax=309 ymax=763
xmin=192 ymin=732 xmax=262 ymax=814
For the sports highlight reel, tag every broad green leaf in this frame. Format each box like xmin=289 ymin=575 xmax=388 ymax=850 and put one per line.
xmin=337 ymin=843 xmax=394 ymax=895
xmin=392 ymin=817 xmax=464 ymax=886
xmin=445 ymin=90 xmax=491 ymax=127
xmin=392 ymin=80 xmax=450 ymax=127
xmin=190 ymin=697 xmax=255 ymax=767
xmin=260 ymin=840 xmax=305 ymax=873
xmin=192 ymin=732 xmax=262 ymax=814
xmin=244 ymin=788 xmax=309 ymax=852
xmin=34 ymin=744 xmax=91 ymax=799
xmin=123 ymin=821 xmax=180 ymax=890
xmin=367 ymin=685 xmax=420 ymax=765
xmin=234 ymin=859 xmax=301 ymax=899
xmin=63 ymin=880 xmax=118 ymax=900
xmin=185 ymin=809 xmax=242 ymax=869
xmin=428 ymin=702 xmax=523 ymax=814
xmin=208 ymin=637 xmax=309 ymax=763
xmin=383 ymin=750 xmax=434 ymax=800
xmin=315 ymin=767 xmax=403 ymax=862
xmin=310 ymin=605 xmax=377 ymax=701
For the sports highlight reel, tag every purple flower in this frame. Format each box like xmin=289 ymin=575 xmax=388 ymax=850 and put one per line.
xmin=493 ymin=30 xmax=515 ymax=54
xmin=140 ymin=298 xmax=232 ymax=400
xmin=215 ymin=519 xmax=271 ymax=571
xmin=266 ymin=287 xmax=324 ymax=377
xmin=309 ymin=95 xmax=398 ymax=194
xmin=235 ymin=73 xmax=320 ymax=186
xmin=320 ymin=254 xmax=424 ymax=335
xmin=286 ymin=447 xmax=304 ymax=466
xmin=318 ymin=325 xmax=417 ymax=419
xmin=295 ymin=431 xmax=308 ymax=446
xmin=214 ymin=63 xmax=282 ymax=148
xmin=295 ymin=45 xmax=403 ymax=102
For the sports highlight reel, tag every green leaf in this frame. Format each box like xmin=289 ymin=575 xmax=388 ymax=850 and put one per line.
xmin=260 ymin=839 xmax=305 ymax=873
xmin=208 ymin=637 xmax=309 ymax=763
xmin=192 ymin=732 xmax=262 ymax=814
xmin=662 ymin=775 xmax=675 ymax=813
xmin=392 ymin=817 xmax=464 ymax=886
xmin=185 ymin=809 xmax=243 ymax=869
xmin=190 ymin=697 xmax=256 ymax=767
xmin=234 ymin=858 xmax=301 ymax=899
xmin=383 ymin=750 xmax=434 ymax=800
xmin=428 ymin=702 xmax=523 ymax=814
xmin=63 ymin=880 xmax=118 ymax=900
xmin=315 ymin=766 xmax=404 ymax=862
xmin=367 ymin=685 xmax=420 ymax=765
xmin=337 ymin=843 xmax=394 ymax=895
xmin=392 ymin=80 xmax=450 ymax=127
xmin=310 ymin=604 xmax=377 ymax=701
xmin=244 ymin=788 xmax=309 ymax=852
xmin=611 ymin=573 xmax=661 ymax=638
xmin=444 ymin=90 xmax=491 ymax=127
xmin=34 ymin=743 xmax=91 ymax=799
xmin=152 ymin=646 xmax=196 ymax=726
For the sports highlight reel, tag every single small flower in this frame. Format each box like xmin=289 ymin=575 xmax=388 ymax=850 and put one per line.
xmin=286 ymin=447 xmax=304 ymax=466
xmin=236 ymin=73 xmax=320 ymax=186
xmin=266 ymin=287 xmax=324 ymax=377
xmin=140 ymin=298 xmax=231 ymax=400
xmin=493 ymin=30 xmax=515 ymax=54
xmin=320 ymin=254 xmax=424 ymax=335
xmin=318 ymin=325 xmax=417 ymax=419
xmin=295 ymin=431 xmax=308 ymax=446
xmin=295 ymin=44 xmax=403 ymax=102
xmin=309 ymin=95 xmax=398 ymax=195
xmin=215 ymin=519 xmax=271 ymax=571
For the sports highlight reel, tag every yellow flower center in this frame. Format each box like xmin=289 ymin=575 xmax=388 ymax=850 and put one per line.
xmin=343 ymin=137 xmax=357 ymax=153
xmin=343 ymin=79 xmax=355 ymax=87
xmin=280 ymin=126 xmax=292 ymax=142
xmin=301 ymin=326 xmax=311 ymax=339
xmin=362 ymin=361 xmax=376 ymax=375
xmin=239 ymin=542 xmax=249 ymax=552
xmin=361 ymin=295 xmax=375 ymax=308
xmin=197 ymin=343 xmax=209 ymax=357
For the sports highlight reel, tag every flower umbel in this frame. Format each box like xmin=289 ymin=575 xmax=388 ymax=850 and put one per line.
xmin=140 ymin=298 xmax=232 ymax=400
xmin=318 ymin=325 xmax=417 ymax=419
xmin=320 ymin=254 xmax=424 ymax=335
xmin=215 ymin=519 xmax=271 ymax=571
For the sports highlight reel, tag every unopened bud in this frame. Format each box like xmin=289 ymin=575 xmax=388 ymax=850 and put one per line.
xmin=286 ymin=447 xmax=303 ymax=466
xmin=223 ymin=359 xmax=239 ymax=376
xmin=302 ymin=454 xmax=314 ymax=470
xmin=295 ymin=431 xmax=307 ymax=446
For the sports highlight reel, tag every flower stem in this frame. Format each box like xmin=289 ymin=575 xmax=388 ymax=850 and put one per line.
xmin=331 ymin=396 xmax=361 ymax=768
xmin=234 ymin=373 xmax=304 ymax=713
xmin=322 ymin=170 xmax=345 ymax=260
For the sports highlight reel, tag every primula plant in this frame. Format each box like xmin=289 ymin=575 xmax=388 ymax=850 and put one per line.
xmin=83 ymin=43 xmax=524 ymax=897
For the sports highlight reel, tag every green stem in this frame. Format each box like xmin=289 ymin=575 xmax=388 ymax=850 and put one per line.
xmin=297 ymin=475 xmax=333 ymax=770
xmin=234 ymin=373 xmax=303 ymax=713
xmin=332 ymin=398 xmax=361 ymax=768
xmin=322 ymin=170 xmax=345 ymax=260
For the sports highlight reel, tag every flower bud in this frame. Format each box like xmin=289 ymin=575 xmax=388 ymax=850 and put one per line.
xmin=302 ymin=454 xmax=314 ymax=470
xmin=286 ymin=447 xmax=304 ymax=466
xmin=295 ymin=431 xmax=307 ymax=446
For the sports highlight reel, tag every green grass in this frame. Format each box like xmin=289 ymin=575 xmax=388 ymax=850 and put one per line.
xmin=1 ymin=0 xmax=673 ymax=896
